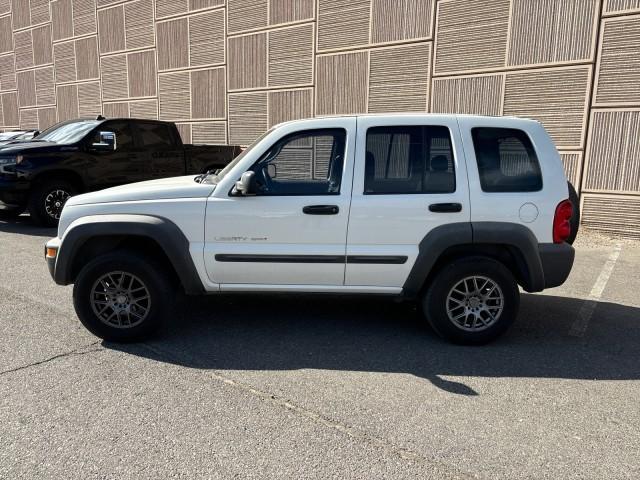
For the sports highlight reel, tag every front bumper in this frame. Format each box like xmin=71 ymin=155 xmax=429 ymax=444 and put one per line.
xmin=45 ymin=237 xmax=61 ymax=281
xmin=539 ymin=242 xmax=575 ymax=289
xmin=0 ymin=174 xmax=30 ymax=208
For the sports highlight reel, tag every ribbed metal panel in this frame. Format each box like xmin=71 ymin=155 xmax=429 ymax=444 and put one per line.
xmin=270 ymin=0 xmax=314 ymax=26
xmin=189 ymin=9 xmax=225 ymax=67
xmin=0 ymin=15 xmax=13 ymax=54
xmin=124 ymin=0 xmax=154 ymax=50
xmin=371 ymin=0 xmax=433 ymax=43
xmin=317 ymin=0 xmax=370 ymax=51
xmin=503 ymin=66 xmax=590 ymax=149
xmin=1 ymin=92 xmax=19 ymax=126
xmin=75 ymin=36 xmax=99 ymax=81
xmin=14 ymin=30 xmax=34 ymax=71
xmin=51 ymin=0 xmax=74 ymax=41
xmin=16 ymin=70 xmax=36 ymax=107
xmin=316 ymin=52 xmax=368 ymax=115
xmin=35 ymin=66 xmax=55 ymax=106
xmin=192 ymin=121 xmax=227 ymax=144
xmin=595 ymin=15 xmax=640 ymax=105
xmin=73 ymin=0 xmax=97 ymax=37
xmin=19 ymin=108 xmax=38 ymax=129
xmin=228 ymin=92 xmax=268 ymax=145
xmin=103 ymin=101 xmax=129 ymax=117
xmin=368 ymin=43 xmax=430 ymax=113
xmin=77 ymin=80 xmax=102 ymax=116
xmin=156 ymin=0 xmax=189 ymax=19
xmin=158 ymin=71 xmax=190 ymax=120
xmin=97 ymin=6 xmax=125 ymax=54
xmin=434 ymin=0 xmax=510 ymax=75
xmin=604 ymin=0 xmax=640 ymax=14
xmin=175 ymin=122 xmax=191 ymax=143
xmin=559 ymin=152 xmax=582 ymax=187
xmin=10 ymin=0 xmax=30 ymax=30
xmin=582 ymin=194 xmax=640 ymax=238
xmin=268 ymin=88 xmax=313 ymax=127
xmin=268 ymin=23 xmax=313 ymax=87
xmin=54 ymin=41 xmax=76 ymax=84
xmin=37 ymin=106 xmax=57 ymax=129
xmin=0 ymin=0 xmax=10 ymax=15
xmin=100 ymin=53 xmax=128 ymax=100
xmin=585 ymin=110 xmax=640 ymax=193
xmin=228 ymin=33 xmax=267 ymax=90
xmin=0 ymin=53 xmax=17 ymax=90
xmin=156 ymin=18 xmax=189 ymax=70
xmin=227 ymin=0 xmax=268 ymax=34
xmin=56 ymin=84 xmax=79 ymax=120
xmin=129 ymin=98 xmax=158 ymax=119
xmin=30 ymin=0 xmax=50 ymax=25
xmin=190 ymin=67 xmax=225 ymax=119
xmin=432 ymin=74 xmax=503 ymax=115
xmin=32 ymin=25 xmax=52 ymax=66
xmin=127 ymin=50 xmax=156 ymax=97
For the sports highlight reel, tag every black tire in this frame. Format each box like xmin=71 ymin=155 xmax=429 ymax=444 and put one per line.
xmin=28 ymin=178 xmax=76 ymax=227
xmin=567 ymin=181 xmax=580 ymax=245
xmin=422 ymin=256 xmax=520 ymax=345
xmin=73 ymin=251 xmax=173 ymax=342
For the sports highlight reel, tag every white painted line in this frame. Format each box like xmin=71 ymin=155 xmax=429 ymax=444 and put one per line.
xmin=569 ymin=242 xmax=623 ymax=337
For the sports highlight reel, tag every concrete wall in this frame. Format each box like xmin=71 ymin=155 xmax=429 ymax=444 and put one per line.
xmin=0 ymin=0 xmax=639 ymax=237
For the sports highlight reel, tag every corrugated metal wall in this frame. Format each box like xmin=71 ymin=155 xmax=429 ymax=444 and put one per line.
xmin=0 ymin=0 xmax=639 ymax=237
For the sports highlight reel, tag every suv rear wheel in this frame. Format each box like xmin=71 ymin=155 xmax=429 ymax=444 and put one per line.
xmin=422 ymin=257 xmax=520 ymax=345
xmin=73 ymin=251 xmax=173 ymax=342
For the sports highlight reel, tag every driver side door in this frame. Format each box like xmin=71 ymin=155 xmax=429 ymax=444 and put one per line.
xmin=204 ymin=119 xmax=356 ymax=288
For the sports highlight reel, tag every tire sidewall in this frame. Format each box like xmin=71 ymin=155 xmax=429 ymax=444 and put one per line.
xmin=29 ymin=180 xmax=76 ymax=227
xmin=73 ymin=253 xmax=171 ymax=342
xmin=423 ymin=257 xmax=520 ymax=345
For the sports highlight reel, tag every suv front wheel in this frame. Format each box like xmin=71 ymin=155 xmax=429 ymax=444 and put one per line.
xmin=73 ymin=251 xmax=173 ymax=342
xmin=422 ymin=257 xmax=520 ymax=345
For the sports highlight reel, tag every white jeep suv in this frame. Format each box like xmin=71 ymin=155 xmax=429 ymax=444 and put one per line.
xmin=45 ymin=114 xmax=576 ymax=345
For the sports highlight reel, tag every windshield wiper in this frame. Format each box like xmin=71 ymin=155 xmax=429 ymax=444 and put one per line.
xmin=194 ymin=169 xmax=220 ymax=184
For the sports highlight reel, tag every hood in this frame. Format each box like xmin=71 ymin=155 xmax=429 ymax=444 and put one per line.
xmin=66 ymin=175 xmax=216 ymax=206
xmin=0 ymin=141 xmax=66 ymax=154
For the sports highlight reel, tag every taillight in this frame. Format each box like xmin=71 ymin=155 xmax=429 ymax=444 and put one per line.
xmin=553 ymin=199 xmax=573 ymax=243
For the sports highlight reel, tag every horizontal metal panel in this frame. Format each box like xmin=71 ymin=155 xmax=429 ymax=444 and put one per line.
xmin=582 ymin=194 xmax=640 ymax=239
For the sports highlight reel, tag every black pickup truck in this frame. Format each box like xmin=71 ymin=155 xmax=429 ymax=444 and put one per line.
xmin=0 ymin=117 xmax=241 ymax=226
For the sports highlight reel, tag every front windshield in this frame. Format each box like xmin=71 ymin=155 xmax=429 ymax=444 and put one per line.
xmin=204 ymin=127 xmax=276 ymax=184
xmin=35 ymin=120 xmax=100 ymax=144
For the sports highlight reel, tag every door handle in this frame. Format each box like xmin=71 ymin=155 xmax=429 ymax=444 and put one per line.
xmin=429 ymin=202 xmax=462 ymax=213
xmin=303 ymin=205 xmax=339 ymax=215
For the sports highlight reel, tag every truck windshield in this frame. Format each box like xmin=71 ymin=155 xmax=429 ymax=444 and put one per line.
xmin=35 ymin=120 xmax=100 ymax=144
xmin=202 ymin=127 xmax=276 ymax=184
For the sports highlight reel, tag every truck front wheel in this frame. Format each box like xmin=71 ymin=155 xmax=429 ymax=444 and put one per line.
xmin=28 ymin=179 xmax=76 ymax=227
xmin=73 ymin=251 xmax=173 ymax=342
xmin=422 ymin=257 xmax=520 ymax=345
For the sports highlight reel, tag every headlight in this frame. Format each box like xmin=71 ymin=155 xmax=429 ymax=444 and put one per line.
xmin=0 ymin=156 xmax=16 ymax=165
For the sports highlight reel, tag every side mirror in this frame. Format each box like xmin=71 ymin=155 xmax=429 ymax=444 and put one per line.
xmin=233 ymin=171 xmax=256 ymax=196
xmin=91 ymin=131 xmax=116 ymax=152
xmin=267 ymin=163 xmax=277 ymax=178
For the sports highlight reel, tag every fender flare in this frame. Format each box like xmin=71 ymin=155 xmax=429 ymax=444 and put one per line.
xmin=402 ymin=222 xmax=545 ymax=297
xmin=54 ymin=214 xmax=204 ymax=294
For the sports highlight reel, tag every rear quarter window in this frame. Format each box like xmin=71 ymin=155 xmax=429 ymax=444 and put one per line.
xmin=471 ymin=127 xmax=542 ymax=192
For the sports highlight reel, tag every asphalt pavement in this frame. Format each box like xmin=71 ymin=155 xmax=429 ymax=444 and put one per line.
xmin=1 ymin=216 xmax=639 ymax=479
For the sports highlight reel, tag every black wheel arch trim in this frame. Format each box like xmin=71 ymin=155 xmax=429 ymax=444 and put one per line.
xmin=54 ymin=214 xmax=204 ymax=295
xmin=402 ymin=222 xmax=574 ymax=297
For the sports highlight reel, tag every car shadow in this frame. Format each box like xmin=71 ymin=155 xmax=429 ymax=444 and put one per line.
xmin=105 ymin=292 xmax=640 ymax=395
xmin=0 ymin=215 xmax=56 ymax=238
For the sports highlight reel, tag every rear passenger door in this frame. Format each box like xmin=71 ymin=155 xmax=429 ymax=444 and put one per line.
xmin=345 ymin=116 xmax=470 ymax=288
xmin=134 ymin=121 xmax=185 ymax=179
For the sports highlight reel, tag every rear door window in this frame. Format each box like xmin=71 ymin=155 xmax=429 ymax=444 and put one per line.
xmin=471 ymin=127 xmax=542 ymax=192
xmin=364 ymin=125 xmax=455 ymax=194
xmin=136 ymin=122 xmax=175 ymax=149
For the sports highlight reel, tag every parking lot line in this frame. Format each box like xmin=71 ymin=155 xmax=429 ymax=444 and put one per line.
xmin=569 ymin=242 xmax=623 ymax=337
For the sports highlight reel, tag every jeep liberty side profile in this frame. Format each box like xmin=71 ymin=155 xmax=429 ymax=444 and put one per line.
xmin=45 ymin=114 xmax=576 ymax=345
